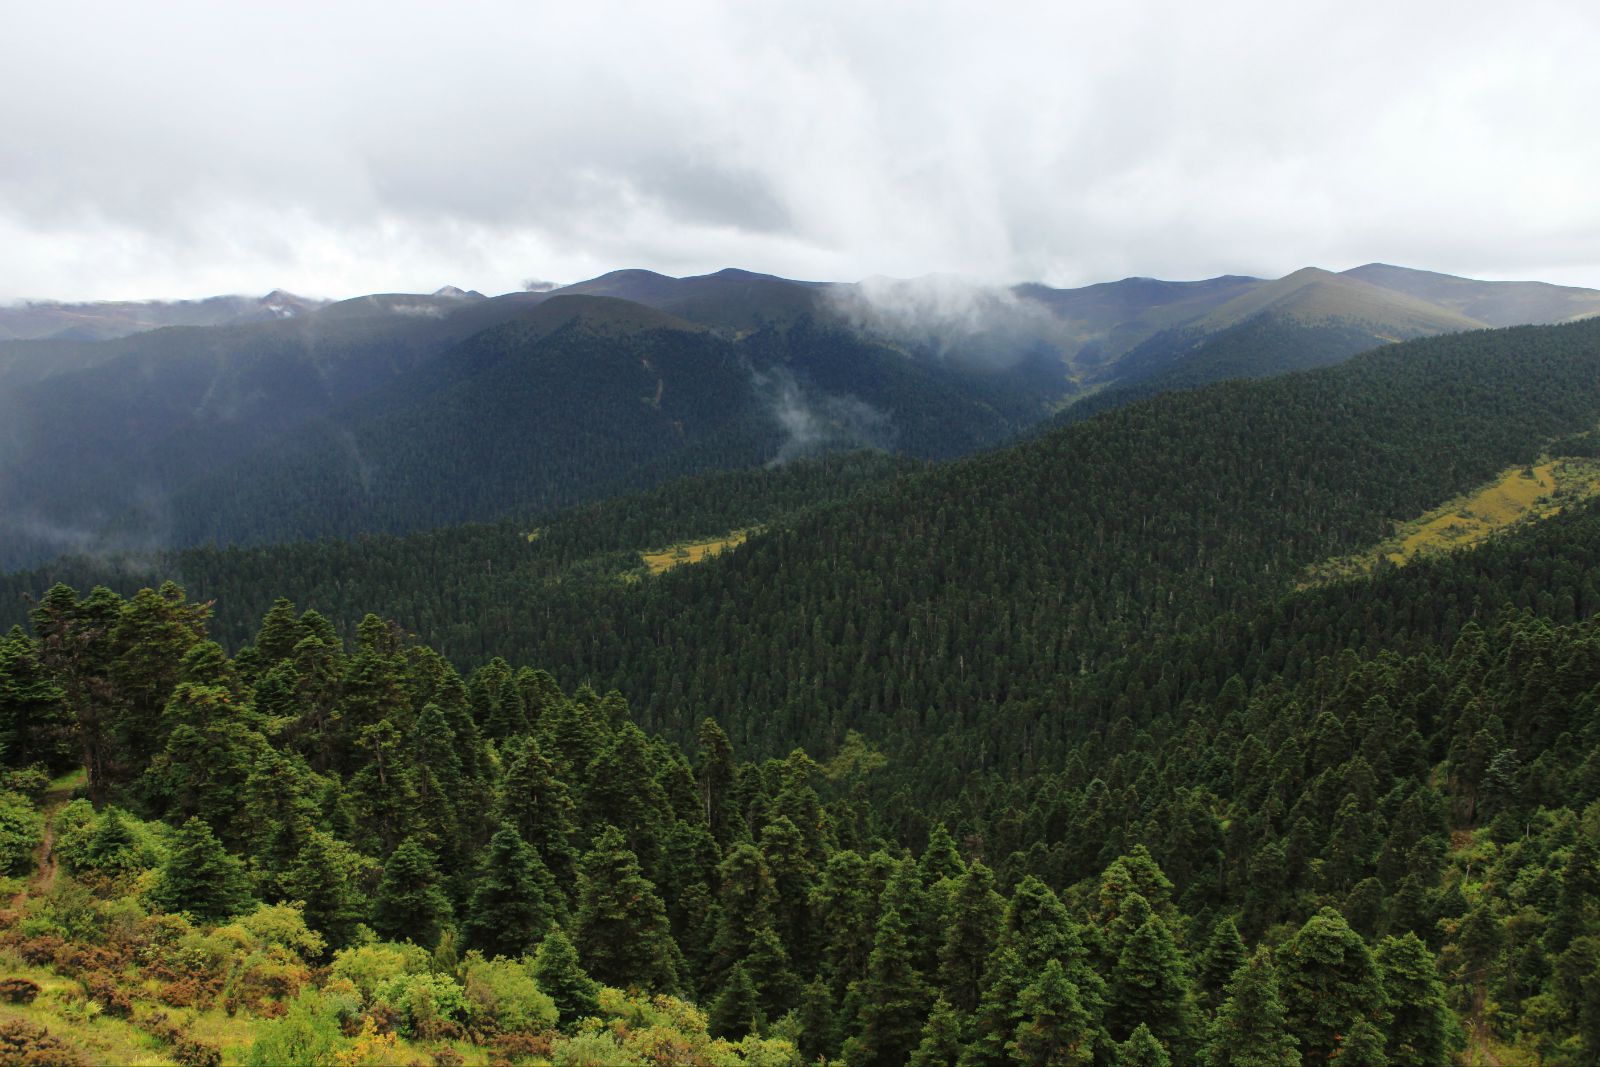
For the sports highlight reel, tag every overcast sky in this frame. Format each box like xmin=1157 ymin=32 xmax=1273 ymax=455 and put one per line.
xmin=3 ymin=0 xmax=1598 ymax=301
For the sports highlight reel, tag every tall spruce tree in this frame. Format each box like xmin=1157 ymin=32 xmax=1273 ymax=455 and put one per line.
xmin=372 ymin=836 xmax=454 ymax=949
xmin=1375 ymin=932 xmax=1457 ymax=1066
xmin=969 ymin=875 xmax=1105 ymax=1065
xmin=1202 ymin=946 xmax=1298 ymax=1067
xmin=910 ymin=995 xmax=966 ymax=1067
xmin=530 ymin=925 xmax=599 ymax=1030
xmin=759 ymin=815 xmax=820 ymax=977
xmin=938 ymin=860 xmax=1005 ymax=1015
xmin=1108 ymin=911 xmax=1197 ymax=1057
xmin=280 ymin=828 xmax=368 ymax=949
xmin=813 ymin=849 xmax=874 ymax=997
xmin=573 ymin=825 xmax=682 ymax=991
xmin=1197 ymin=916 xmax=1248 ymax=1014
xmin=494 ymin=735 xmax=579 ymax=887
xmin=696 ymin=718 xmax=741 ymax=848
xmin=463 ymin=827 xmax=555 ymax=959
xmin=1117 ymin=1023 xmax=1173 ymax=1067
xmin=708 ymin=842 xmax=778 ymax=988
xmin=796 ymin=977 xmax=842 ymax=1064
xmin=0 ymin=627 xmax=70 ymax=771
xmin=150 ymin=816 xmax=253 ymax=923
xmin=844 ymin=904 xmax=932 ymax=1067
xmin=1281 ymin=907 xmax=1389 ymax=1064
xmin=1004 ymin=958 xmax=1096 ymax=1067
xmin=709 ymin=962 xmax=764 ymax=1040
xmin=745 ymin=925 xmax=802 ymax=1024
xmin=1330 ymin=1018 xmax=1389 ymax=1066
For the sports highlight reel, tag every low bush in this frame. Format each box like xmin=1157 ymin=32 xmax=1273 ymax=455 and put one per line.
xmin=79 ymin=970 xmax=133 ymax=1017
xmin=0 ymin=1017 xmax=88 ymax=1066
xmin=460 ymin=953 xmax=556 ymax=1035
xmin=0 ymin=977 xmax=39 ymax=1004
xmin=172 ymin=1037 xmax=223 ymax=1067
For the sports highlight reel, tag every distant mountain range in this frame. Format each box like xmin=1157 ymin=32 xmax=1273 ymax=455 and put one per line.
xmin=0 ymin=290 xmax=328 ymax=342
xmin=2 ymin=262 xmax=1596 ymax=569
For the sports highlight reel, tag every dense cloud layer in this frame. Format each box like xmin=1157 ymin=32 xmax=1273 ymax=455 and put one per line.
xmin=2 ymin=0 xmax=1597 ymax=300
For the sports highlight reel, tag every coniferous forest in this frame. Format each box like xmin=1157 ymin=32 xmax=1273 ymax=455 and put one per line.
xmin=0 ymin=313 xmax=1598 ymax=1064
xmin=11 ymin=1 xmax=1600 ymax=1061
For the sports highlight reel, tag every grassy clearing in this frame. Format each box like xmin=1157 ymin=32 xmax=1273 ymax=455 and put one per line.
xmin=1303 ymin=456 xmax=1600 ymax=587
xmin=0 ymin=955 xmax=170 ymax=1065
xmin=638 ymin=529 xmax=755 ymax=576
xmin=42 ymin=769 xmax=86 ymax=806
xmin=1391 ymin=461 xmax=1559 ymax=560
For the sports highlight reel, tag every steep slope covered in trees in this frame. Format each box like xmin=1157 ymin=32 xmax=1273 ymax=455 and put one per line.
xmin=141 ymin=309 xmax=1025 ymax=551
xmin=1057 ymin=315 xmax=1389 ymax=423
xmin=0 ymin=290 xmax=550 ymax=569
xmin=4 ymin=263 xmax=1581 ymax=572
xmin=15 ymin=321 xmax=1596 ymax=770
xmin=3 ymin=487 xmax=1600 ymax=1060
xmin=2 ymin=319 xmax=1600 ymax=1062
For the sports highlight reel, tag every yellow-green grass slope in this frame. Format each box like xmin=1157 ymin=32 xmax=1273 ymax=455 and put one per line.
xmin=1304 ymin=454 xmax=1600 ymax=587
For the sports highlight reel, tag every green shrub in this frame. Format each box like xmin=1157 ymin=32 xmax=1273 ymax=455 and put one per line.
xmin=374 ymin=971 xmax=469 ymax=1038
xmin=0 ymin=791 xmax=42 ymax=875
xmin=54 ymin=801 xmax=165 ymax=877
xmin=244 ymin=990 xmax=349 ymax=1067
xmin=233 ymin=902 xmax=327 ymax=961
xmin=21 ymin=879 xmax=103 ymax=942
xmin=0 ymin=768 xmax=51 ymax=801
xmin=551 ymin=1031 xmax=644 ymax=1066
xmin=328 ymin=941 xmax=430 ymax=1003
xmin=460 ymin=952 xmax=557 ymax=1033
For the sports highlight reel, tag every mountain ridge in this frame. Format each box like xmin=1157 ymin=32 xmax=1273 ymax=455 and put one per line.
xmin=4 ymin=261 xmax=1596 ymax=569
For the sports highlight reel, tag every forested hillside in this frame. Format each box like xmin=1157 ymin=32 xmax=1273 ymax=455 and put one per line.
xmin=1057 ymin=316 xmax=1389 ymax=424
xmin=8 ymin=262 xmax=1587 ymax=571
xmin=0 ymin=289 xmax=1054 ymax=568
xmin=0 ymin=290 xmax=549 ymax=569
xmin=14 ymin=0 xmax=1600 ymax=1060
xmin=4 ymin=307 xmax=1600 ymax=1065
xmin=2 ymin=473 xmax=1599 ymax=1061
xmin=0 ymin=452 xmax=916 ymax=647
xmin=144 ymin=311 xmax=1049 ymax=551
xmin=14 ymin=320 xmax=1600 ymax=767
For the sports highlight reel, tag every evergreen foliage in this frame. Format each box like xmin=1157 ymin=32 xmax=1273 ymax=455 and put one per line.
xmin=463 ymin=828 xmax=555 ymax=960
xmin=1004 ymin=958 xmax=1096 ymax=1067
xmin=1202 ymin=947 xmax=1298 ymax=1067
xmin=5 ymin=317 xmax=1600 ymax=1059
xmin=372 ymin=837 xmax=454 ymax=949
xmin=573 ymin=825 xmax=683 ymax=992
xmin=150 ymin=815 xmax=252 ymax=923
xmin=530 ymin=925 xmax=599 ymax=1029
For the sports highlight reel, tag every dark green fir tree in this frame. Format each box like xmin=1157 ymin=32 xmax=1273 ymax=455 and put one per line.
xmin=372 ymin=836 xmax=454 ymax=949
xmin=530 ymin=924 xmax=599 ymax=1030
xmin=463 ymin=827 xmax=555 ymax=959
xmin=150 ymin=816 xmax=253 ymax=923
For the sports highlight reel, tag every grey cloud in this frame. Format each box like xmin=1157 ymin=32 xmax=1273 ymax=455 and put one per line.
xmin=2 ymin=0 xmax=1598 ymax=301
xmin=387 ymin=302 xmax=447 ymax=318
xmin=827 ymin=274 xmax=1069 ymax=367
xmin=754 ymin=366 xmax=896 ymax=464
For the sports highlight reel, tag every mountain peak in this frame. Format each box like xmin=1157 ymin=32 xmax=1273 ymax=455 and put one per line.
xmin=1197 ymin=265 xmax=1485 ymax=334
xmin=258 ymin=289 xmax=315 ymax=318
xmin=1278 ymin=265 xmax=1339 ymax=283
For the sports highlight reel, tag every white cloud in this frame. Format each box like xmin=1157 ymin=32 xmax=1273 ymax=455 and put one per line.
xmin=2 ymin=0 xmax=1597 ymax=300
